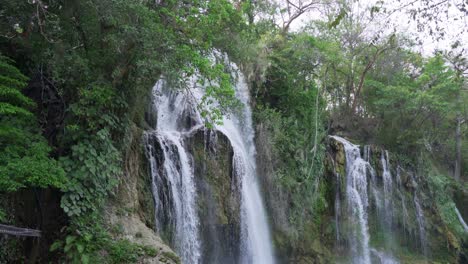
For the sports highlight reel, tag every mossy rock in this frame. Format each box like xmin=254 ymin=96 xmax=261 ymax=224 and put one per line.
xmin=188 ymin=129 xmax=241 ymax=263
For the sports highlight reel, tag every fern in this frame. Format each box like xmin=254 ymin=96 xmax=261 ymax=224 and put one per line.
xmin=0 ymin=54 xmax=66 ymax=192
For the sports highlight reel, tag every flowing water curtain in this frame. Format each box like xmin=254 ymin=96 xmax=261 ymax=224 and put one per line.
xmin=330 ymin=136 xmax=371 ymax=264
xmin=145 ymin=52 xmax=275 ymax=264
xmin=144 ymin=79 xmax=203 ymax=263
xmin=331 ymin=136 xmax=408 ymax=264
xmin=454 ymin=207 xmax=468 ymax=232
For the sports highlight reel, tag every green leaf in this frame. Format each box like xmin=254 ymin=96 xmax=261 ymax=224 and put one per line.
xmin=76 ymin=243 xmax=85 ymax=254
xmin=50 ymin=241 xmax=63 ymax=252
xmin=66 ymin=235 xmax=76 ymax=245
xmin=329 ymin=9 xmax=347 ymax=29
xmin=81 ymin=254 xmax=90 ymax=264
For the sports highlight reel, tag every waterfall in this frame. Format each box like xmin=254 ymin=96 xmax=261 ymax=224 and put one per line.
xmin=413 ymin=194 xmax=428 ymax=257
xmin=381 ymin=151 xmax=393 ymax=226
xmin=330 ymin=136 xmax=371 ymax=264
xmin=335 ymin=170 xmax=341 ymax=243
xmin=370 ymin=248 xmax=399 ymax=264
xmin=145 ymin=80 xmax=202 ymax=263
xmin=213 ymin=69 xmax=275 ymax=264
xmin=455 ymin=207 xmax=468 ymax=232
xmin=330 ymin=135 xmax=444 ymax=262
xmin=145 ymin=54 xmax=274 ymax=263
xmin=396 ymin=167 xmax=409 ymax=237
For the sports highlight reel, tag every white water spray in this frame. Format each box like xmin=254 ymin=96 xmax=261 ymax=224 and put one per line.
xmin=147 ymin=80 xmax=202 ymax=263
xmin=330 ymin=136 xmax=371 ymax=264
xmin=381 ymin=151 xmax=393 ymax=224
xmin=371 ymin=248 xmax=399 ymax=264
xmin=413 ymin=193 xmax=428 ymax=257
xmin=455 ymin=207 xmax=468 ymax=232
xmin=212 ymin=62 xmax=275 ymax=264
xmin=146 ymin=54 xmax=274 ymax=263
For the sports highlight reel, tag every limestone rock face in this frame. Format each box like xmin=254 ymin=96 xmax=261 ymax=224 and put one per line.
xmin=188 ymin=130 xmax=242 ymax=264
xmin=144 ymin=127 xmax=245 ymax=263
xmin=107 ymin=125 xmax=179 ymax=264
xmin=107 ymin=214 xmax=179 ymax=264
xmin=254 ymin=123 xmax=335 ymax=264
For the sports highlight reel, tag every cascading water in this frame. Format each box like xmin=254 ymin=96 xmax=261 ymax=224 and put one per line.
xmin=381 ymin=151 xmax=393 ymax=226
xmin=145 ymin=80 xmax=202 ymax=263
xmin=410 ymin=175 xmax=428 ymax=258
xmin=332 ymin=136 xmax=411 ymax=264
xmin=145 ymin=54 xmax=274 ymax=263
xmin=455 ymin=207 xmax=468 ymax=232
xmin=395 ymin=167 xmax=409 ymax=238
xmin=330 ymin=136 xmax=371 ymax=264
xmin=213 ymin=70 xmax=275 ymax=264
xmin=370 ymin=248 xmax=399 ymax=264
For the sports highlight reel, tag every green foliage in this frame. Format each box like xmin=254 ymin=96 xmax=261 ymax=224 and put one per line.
xmin=67 ymin=86 xmax=126 ymax=136
xmin=253 ymin=33 xmax=329 ymax=238
xmin=50 ymin=213 xmax=158 ymax=264
xmin=190 ymin=54 xmax=240 ymax=127
xmin=363 ymin=54 xmax=464 ymax=158
xmin=161 ymin=251 xmax=181 ymax=264
xmin=0 ymin=237 xmax=21 ymax=263
xmin=50 ymin=234 xmax=94 ymax=264
xmin=60 ymin=130 xmax=121 ymax=216
xmin=427 ymin=170 xmax=467 ymax=237
xmin=107 ymin=239 xmax=158 ymax=263
xmin=0 ymin=55 xmax=66 ymax=192
xmin=49 ymin=214 xmax=106 ymax=263
xmin=0 ymin=208 xmax=5 ymax=222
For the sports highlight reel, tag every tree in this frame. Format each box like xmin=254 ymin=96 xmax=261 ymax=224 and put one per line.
xmin=307 ymin=1 xmax=399 ymax=115
xmin=0 ymin=55 xmax=65 ymax=192
xmin=280 ymin=0 xmax=325 ymax=32
xmin=363 ymin=54 xmax=463 ymax=157
xmin=443 ymin=50 xmax=468 ymax=181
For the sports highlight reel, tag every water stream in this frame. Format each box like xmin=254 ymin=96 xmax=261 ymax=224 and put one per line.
xmin=332 ymin=136 xmax=406 ymax=264
xmin=213 ymin=68 xmax=275 ymax=264
xmin=455 ymin=207 xmax=468 ymax=232
xmin=145 ymin=55 xmax=274 ymax=263
xmin=381 ymin=151 xmax=393 ymax=227
xmin=330 ymin=136 xmax=371 ymax=264
xmin=145 ymin=80 xmax=202 ymax=263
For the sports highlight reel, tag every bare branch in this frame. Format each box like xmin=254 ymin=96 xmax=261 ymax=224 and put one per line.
xmin=281 ymin=0 xmax=324 ymax=33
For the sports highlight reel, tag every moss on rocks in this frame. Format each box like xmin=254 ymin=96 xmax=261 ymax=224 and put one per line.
xmin=188 ymin=129 xmax=241 ymax=263
xmin=106 ymin=123 xmax=180 ymax=264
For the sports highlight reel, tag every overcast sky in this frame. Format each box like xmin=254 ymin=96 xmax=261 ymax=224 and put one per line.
xmin=287 ymin=0 xmax=468 ymax=56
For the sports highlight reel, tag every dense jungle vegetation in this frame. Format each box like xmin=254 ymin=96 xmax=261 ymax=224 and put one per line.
xmin=0 ymin=0 xmax=466 ymax=263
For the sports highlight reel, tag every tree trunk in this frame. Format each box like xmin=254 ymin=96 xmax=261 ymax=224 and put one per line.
xmin=454 ymin=115 xmax=462 ymax=181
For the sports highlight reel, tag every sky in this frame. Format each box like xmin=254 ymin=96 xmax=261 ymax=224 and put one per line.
xmin=286 ymin=0 xmax=468 ymax=56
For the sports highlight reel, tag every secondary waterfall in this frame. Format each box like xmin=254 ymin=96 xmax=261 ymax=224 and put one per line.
xmin=330 ymin=136 xmax=371 ymax=264
xmin=329 ymin=135 xmax=440 ymax=263
xmin=410 ymin=175 xmax=428 ymax=257
xmin=330 ymin=136 xmax=438 ymax=263
xmin=144 ymin=54 xmax=274 ymax=263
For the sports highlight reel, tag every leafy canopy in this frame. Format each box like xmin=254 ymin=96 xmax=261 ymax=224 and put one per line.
xmin=0 ymin=55 xmax=65 ymax=192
